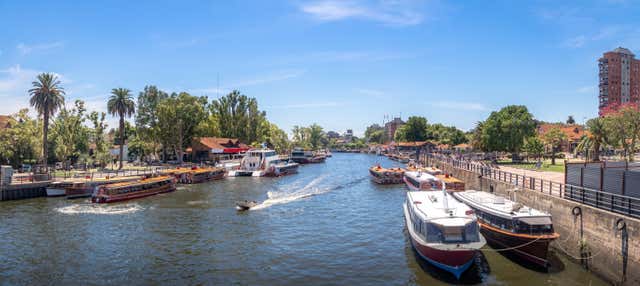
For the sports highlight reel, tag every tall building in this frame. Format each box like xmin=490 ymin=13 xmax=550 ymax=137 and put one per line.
xmin=599 ymin=47 xmax=640 ymax=116
xmin=384 ymin=117 xmax=404 ymax=142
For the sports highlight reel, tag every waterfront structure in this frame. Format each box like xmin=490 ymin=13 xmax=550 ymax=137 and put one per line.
xmin=599 ymin=47 xmax=640 ymax=116
xmin=190 ymin=137 xmax=250 ymax=162
xmin=385 ymin=117 xmax=404 ymax=142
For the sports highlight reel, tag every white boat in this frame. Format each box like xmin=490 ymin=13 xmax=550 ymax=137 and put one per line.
xmin=403 ymin=171 xmax=438 ymax=191
xmin=216 ymin=154 xmax=244 ymax=171
xmin=46 ymin=181 xmax=72 ymax=197
xmin=403 ymin=183 xmax=486 ymax=279
xmin=228 ymin=149 xmax=299 ymax=177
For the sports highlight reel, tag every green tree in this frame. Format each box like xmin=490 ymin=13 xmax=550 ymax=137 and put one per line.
xmin=0 ymin=109 xmax=41 ymax=167
xmin=365 ymin=124 xmax=385 ymax=143
xmin=210 ymin=90 xmax=266 ymax=144
xmin=604 ymin=106 xmax=640 ymax=162
xmin=481 ymin=105 xmax=536 ymax=157
xmin=50 ymin=100 xmax=89 ymax=167
xmin=108 ymin=88 xmax=136 ymax=169
xmin=470 ymin=121 xmax=486 ymax=151
xmin=88 ymin=111 xmax=110 ymax=167
xmin=542 ymin=127 xmax=567 ymax=165
xmin=395 ymin=116 xmax=428 ymax=142
xmin=578 ymin=117 xmax=608 ymax=161
xmin=157 ymin=92 xmax=208 ymax=163
xmin=135 ymin=85 xmax=168 ymax=159
xmin=28 ymin=73 xmax=65 ymax=164
xmin=308 ymin=123 xmax=326 ymax=150
xmin=523 ymin=136 xmax=544 ymax=161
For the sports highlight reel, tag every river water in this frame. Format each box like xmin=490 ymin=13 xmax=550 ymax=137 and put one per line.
xmin=0 ymin=153 xmax=607 ymax=285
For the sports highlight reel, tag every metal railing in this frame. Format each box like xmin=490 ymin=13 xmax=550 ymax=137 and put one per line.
xmin=425 ymin=153 xmax=640 ymax=219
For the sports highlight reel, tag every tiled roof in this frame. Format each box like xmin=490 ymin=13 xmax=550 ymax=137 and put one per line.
xmin=195 ymin=137 xmax=248 ymax=149
xmin=538 ymin=124 xmax=585 ymax=142
xmin=0 ymin=115 xmax=12 ymax=129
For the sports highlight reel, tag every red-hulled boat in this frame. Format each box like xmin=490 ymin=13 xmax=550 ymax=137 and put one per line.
xmin=403 ymin=186 xmax=485 ymax=279
xmin=91 ymin=175 xmax=176 ymax=203
xmin=453 ymin=190 xmax=560 ymax=267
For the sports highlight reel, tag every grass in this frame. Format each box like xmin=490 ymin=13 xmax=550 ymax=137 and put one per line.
xmin=496 ymin=159 xmax=565 ymax=173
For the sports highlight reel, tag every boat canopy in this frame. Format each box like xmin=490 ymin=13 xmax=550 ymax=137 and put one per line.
xmin=518 ymin=216 xmax=552 ymax=226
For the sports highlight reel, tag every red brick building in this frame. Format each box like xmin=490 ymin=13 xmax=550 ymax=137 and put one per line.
xmin=599 ymin=47 xmax=640 ymax=116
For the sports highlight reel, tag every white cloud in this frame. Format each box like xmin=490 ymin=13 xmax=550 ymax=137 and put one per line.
xmin=16 ymin=41 xmax=64 ymax=55
xmin=192 ymin=69 xmax=306 ymax=95
xmin=267 ymin=102 xmax=341 ymax=109
xmin=564 ymin=35 xmax=587 ymax=48
xmin=300 ymin=0 xmax=424 ymax=26
xmin=577 ymin=86 xmax=597 ymax=94
xmin=427 ymin=101 xmax=487 ymax=111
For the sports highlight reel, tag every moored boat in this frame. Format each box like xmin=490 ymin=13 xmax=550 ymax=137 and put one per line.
xmin=403 ymin=171 xmax=438 ymax=191
xmin=369 ymin=165 xmax=405 ymax=184
xmin=434 ymin=174 xmax=465 ymax=192
xmin=228 ymin=149 xmax=299 ymax=177
xmin=46 ymin=181 xmax=73 ymax=197
xmin=291 ymin=148 xmax=326 ymax=164
xmin=188 ymin=167 xmax=225 ymax=183
xmin=403 ymin=185 xmax=485 ymax=279
xmin=453 ymin=190 xmax=560 ymax=267
xmin=91 ymin=175 xmax=176 ymax=203
xmin=65 ymin=176 xmax=141 ymax=199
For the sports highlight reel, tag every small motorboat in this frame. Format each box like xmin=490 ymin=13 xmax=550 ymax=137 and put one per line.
xmin=236 ymin=200 xmax=258 ymax=211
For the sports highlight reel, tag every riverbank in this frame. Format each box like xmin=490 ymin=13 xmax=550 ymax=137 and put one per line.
xmin=0 ymin=153 xmax=608 ymax=285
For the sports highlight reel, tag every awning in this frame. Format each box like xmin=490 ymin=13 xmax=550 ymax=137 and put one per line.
xmin=211 ymin=147 xmax=249 ymax=154
xmin=518 ymin=217 xmax=552 ymax=225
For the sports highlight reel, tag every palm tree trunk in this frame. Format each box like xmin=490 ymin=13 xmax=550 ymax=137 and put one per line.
xmin=42 ymin=111 xmax=49 ymax=166
xmin=593 ymin=142 xmax=600 ymax=162
xmin=119 ymin=116 xmax=124 ymax=170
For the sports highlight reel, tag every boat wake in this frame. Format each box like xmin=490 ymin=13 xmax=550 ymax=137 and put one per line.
xmin=55 ymin=203 xmax=143 ymax=215
xmin=250 ymin=175 xmax=367 ymax=211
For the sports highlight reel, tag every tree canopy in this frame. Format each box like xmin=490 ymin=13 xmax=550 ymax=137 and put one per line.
xmin=480 ymin=105 xmax=536 ymax=154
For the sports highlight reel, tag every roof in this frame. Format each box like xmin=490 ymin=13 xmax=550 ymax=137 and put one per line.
xmin=538 ymin=123 xmax=585 ymax=141
xmin=613 ymin=47 xmax=635 ymax=56
xmin=195 ymin=137 xmax=248 ymax=150
xmin=453 ymin=190 xmax=551 ymax=219
xmin=407 ymin=191 xmax=474 ymax=223
xmin=0 ymin=115 xmax=12 ymax=129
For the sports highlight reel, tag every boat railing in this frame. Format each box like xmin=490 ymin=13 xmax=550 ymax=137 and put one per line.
xmin=425 ymin=153 xmax=640 ymax=220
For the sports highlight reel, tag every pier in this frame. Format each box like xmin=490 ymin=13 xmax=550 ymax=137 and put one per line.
xmin=425 ymin=154 xmax=639 ymax=285
xmin=0 ymin=181 xmax=50 ymax=201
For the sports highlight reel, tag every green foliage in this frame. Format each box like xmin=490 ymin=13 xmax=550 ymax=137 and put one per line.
xmin=480 ymin=105 xmax=536 ymax=154
xmin=427 ymin=123 xmax=467 ymax=145
xmin=291 ymin=124 xmax=327 ymax=150
xmin=50 ymin=100 xmax=90 ymax=165
xmin=364 ymin=124 xmax=385 ymax=144
xmin=542 ymin=126 xmax=567 ymax=165
xmin=108 ymin=88 xmax=135 ymax=169
xmin=29 ymin=72 xmax=66 ymax=164
xmin=210 ymin=90 xmax=266 ymax=144
xmin=0 ymin=109 xmax=41 ymax=167
xmin=135 ymin=85 xmax=168 ymax=158
xmin=604 ymin=106 xmax=640 ymax=162
xmin=577 ymin=117 xmax=607 ymax=161
xmin=395 ymin=116 xmax=428 ymax=142
xmin=157 ymin=92 xmax=208 ymax=163
xmin=523 ymin=136 xmax=544 ymax=160
xmin=88 ymin=111 xmax=110 ymax=167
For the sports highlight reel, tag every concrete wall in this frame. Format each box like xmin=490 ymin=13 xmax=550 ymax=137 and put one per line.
xmin=434 ymin=160 xmax=639 ymax=285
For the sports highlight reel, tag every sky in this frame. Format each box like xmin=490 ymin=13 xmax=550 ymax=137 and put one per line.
xmin=1 ymin=0 xmax=640 ymax=137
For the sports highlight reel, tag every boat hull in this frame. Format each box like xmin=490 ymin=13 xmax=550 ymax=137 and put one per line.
xmin=369 ymin=169 xmax=404 ymax=184
xmin=65 ymin=187 xmax=94 ymax=199
xmin=403 ymin=204 xmax=477 ymax=279
xmin=46 ymin=187 xmax=66 ymax=197
xmin=479 ymin=221 xmax=555 ymax=267
xmin=273 ymin=165 xmax=298 ymax=176
xmin=92 ymin=184 xmax=176 ymax=203
xmin=189 ymin=169 xmax=225 ymax=184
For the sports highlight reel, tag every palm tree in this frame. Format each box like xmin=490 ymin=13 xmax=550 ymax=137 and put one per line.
xmin=29 ymin=73 xmax=65 ymax=165
xmin=584 ymin=117 xmax=608 ymax=161
xmin=108 ymin=88 xmax=135 ymax=169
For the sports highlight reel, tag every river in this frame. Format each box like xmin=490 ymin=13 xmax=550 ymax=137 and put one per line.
xmin=0 ymin=153 xmax=608 ymax=285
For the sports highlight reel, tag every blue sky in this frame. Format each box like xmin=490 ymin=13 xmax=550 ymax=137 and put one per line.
xmin=1 ymin=0 xmax=640 ymax=136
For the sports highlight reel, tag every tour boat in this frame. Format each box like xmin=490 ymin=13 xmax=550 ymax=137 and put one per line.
xmin=46 ymin=181 xmax=74 ymax=197
xmin=65 ymin=176 xmax=141 ymax=199
xmin=403 ymin=185 xmax=486 ymax=279
xmin=453 ymin=190 xmax=559 ymax=267
xmin=290 ymin=148 xmax=326 ymax=164
xmin=403 ymin=171 xmax=439 ymax=191
xmin=160 ymin=167 xmax=225 ymax=184
xmin=215 ymin=154 xmax=244 ymax=171
xmin=91 ymin=175 xmax=176 ymax=203
xmin=228 ymin=149 xmax=299 ymax=177
xmin=369 ymin=165 xmax=405 ymax=184
xmin=434 ymin=174 xmax=465 ymax=192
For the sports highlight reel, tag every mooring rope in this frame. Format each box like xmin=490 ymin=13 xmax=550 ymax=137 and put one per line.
xmin=481 ymin=236 xmax=543 ymax=252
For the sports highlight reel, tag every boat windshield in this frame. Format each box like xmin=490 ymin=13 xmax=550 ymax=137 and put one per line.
xmin=514 ymin=217 xmax=554 ymax=235
xmin=424 ymin=222 xmax=480 ymax=243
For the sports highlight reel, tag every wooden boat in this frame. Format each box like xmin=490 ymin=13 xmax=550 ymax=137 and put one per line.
xmin=91 ymin=175 xmax=176 ymax=203
xmin=453 ymin=190 xmax=560 ymax=267
xmin=235 ymin=200 xmax=258 ymax=211
xmin=369 ymin=165 xmax=405 ymax=184
xmin=291 ymin=148 xmax=326 ymax=164
xmin=65 ymin=176 xmax=141 ymax=199
xmin=403 ymin=186 xmax=485 ymax=279
xmin=434 ymin=174 xmax=465 ymax=192
xmin=160 ymin=167 xmax=225 ymax=184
